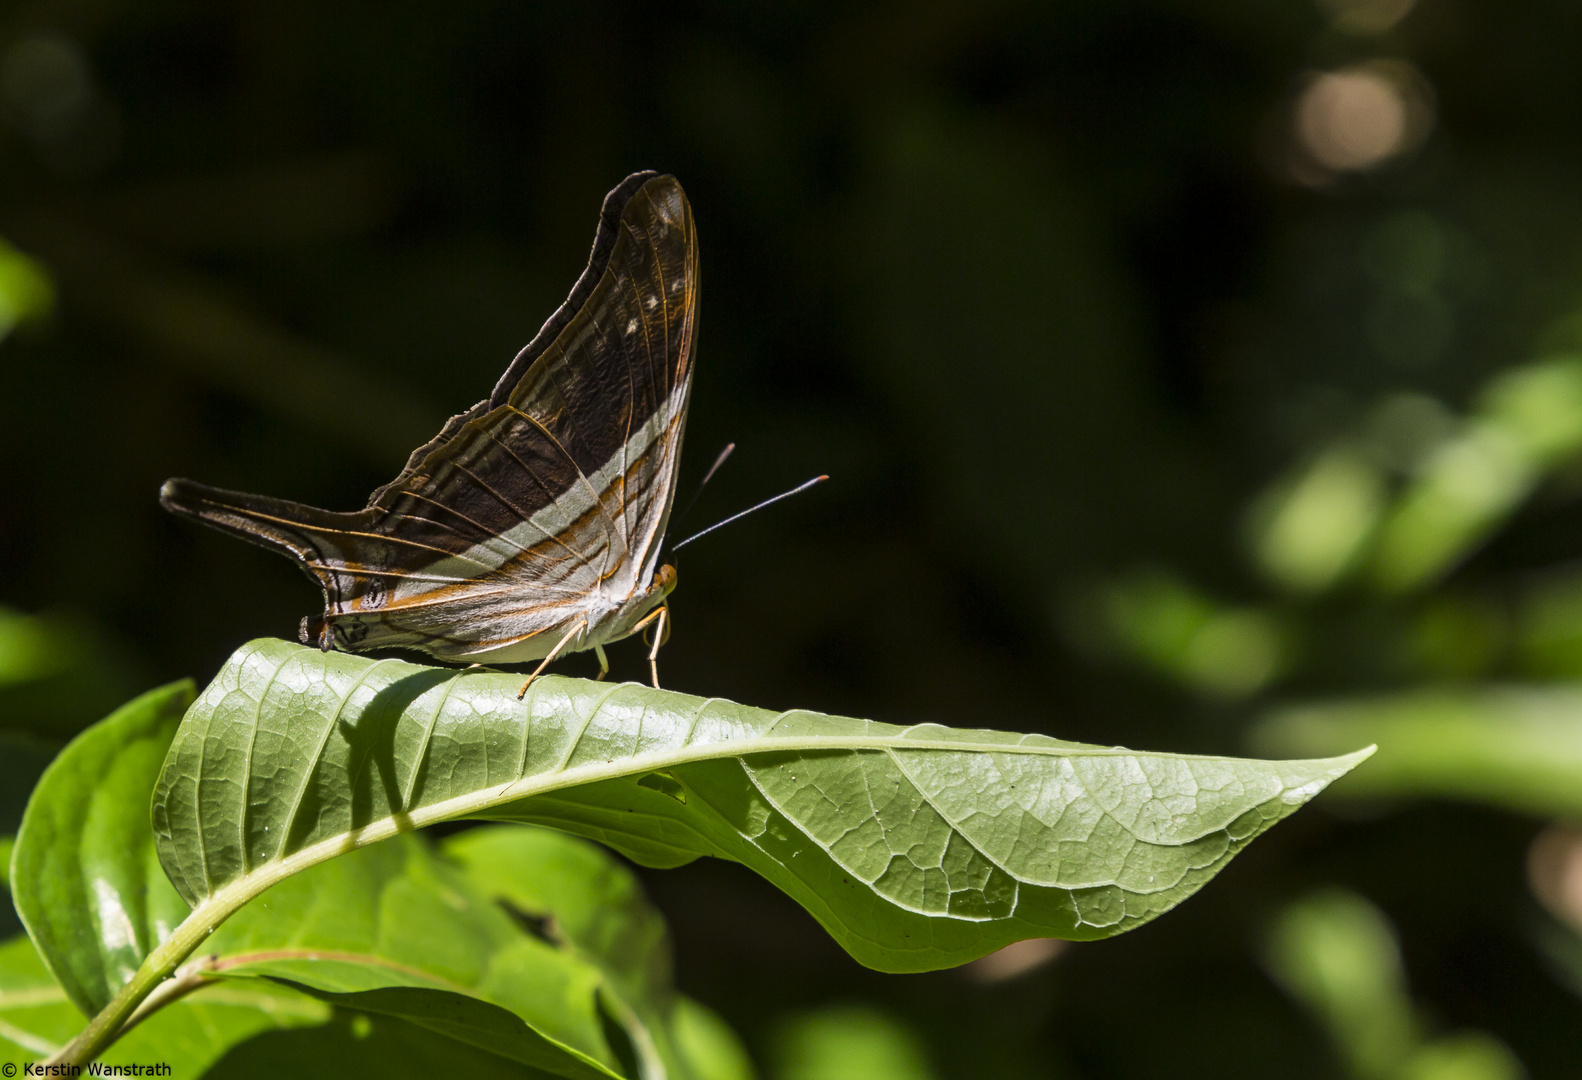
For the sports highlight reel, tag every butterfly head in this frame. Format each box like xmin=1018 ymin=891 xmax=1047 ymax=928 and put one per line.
xmin=653 ymin=563 xmax=678 ymax=599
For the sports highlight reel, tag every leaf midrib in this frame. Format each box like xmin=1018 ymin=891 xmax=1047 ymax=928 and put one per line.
xmin=184 ymin=729 xmax=1355 ymax=920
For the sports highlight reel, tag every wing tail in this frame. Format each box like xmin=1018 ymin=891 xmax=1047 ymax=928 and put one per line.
xmin=159 ymin=474 xmax=376 ymax=613
xmin=160 ymin=477 xmax=369 ymax=583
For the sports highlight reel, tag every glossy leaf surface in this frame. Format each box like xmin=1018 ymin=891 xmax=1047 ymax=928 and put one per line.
xmin=154 ymin=639 xmax=1370 ymax=972
xmin=11 ymin=680 xmax=195 ymax=1015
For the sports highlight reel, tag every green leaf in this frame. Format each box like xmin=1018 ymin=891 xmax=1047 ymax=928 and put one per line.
xmin=11 ymin=680 xmax=195 ymax=1015
xmin=1367 ymin=358 xmax=1582 ymax=594
xmin=443 ymin=824 xmax=722 ymax=1080
xmin=1404 ymin=1033 xmax=1524 ymax=1080
xmin=1253 ymin=686 xmax=1582 ymax=817
xmin=668 ymin=998 xmax=754 ymax=1080
xmin=204 ymin=1008 xmax=579 ymax=1079
xmin=0 ymin=935 xmax=73 ymax=1060
xmin=1264 ymin=889 xmax=1418 ymax=1080
xmin=204 ymin=832 xmax=629 ymax=1079
xmin=1265 ymin=890 xmax=1525 ymax=1080
xmin=0 ymin=605 xmax=148 ymax=741
xmin=770 ymin=1005 xmax=937 ymax=1080
xmin=443 ymin=825 xmax=671 ymax=1008
xmin=6 ymin=670 xmax=711 ymax=1077
xmin=0 ymin=933 xmax=329 ymax=1075
xmin=0 ymin=236 xmax=54 ymax=341
xmin=154 ymin=639 xmax=1370 ymax=974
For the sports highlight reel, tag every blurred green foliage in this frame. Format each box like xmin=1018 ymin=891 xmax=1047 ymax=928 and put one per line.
xmin=770 ymin=1006 xmax=937 ymax=1080
xmin=0 ymin=238 xmax=52 ymax=340
xmin=1266 ymin=890 xmax=1523 ymax=1080
xmin=5 ymin=0 xmax=1582 ymax=1075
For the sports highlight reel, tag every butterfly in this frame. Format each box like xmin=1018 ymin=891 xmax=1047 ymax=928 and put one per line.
xmin=161 ymin=171 xmax=697 ymax=694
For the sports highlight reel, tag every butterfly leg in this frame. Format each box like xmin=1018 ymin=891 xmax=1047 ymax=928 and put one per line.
xmin=647 ymin=606 xmax=668 ymax=687
xmin=594 ymin=644 xmax=609 ymax=682
xmin=517 ymin=621 xmax=585 ymax=700
xmin=645 ymin=605 xmax=671 ymax=688
xmin=626 ymin=604 xmax=671 ymax=688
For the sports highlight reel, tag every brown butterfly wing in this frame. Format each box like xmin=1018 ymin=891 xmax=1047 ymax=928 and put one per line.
xmin=160 ymin=172 xmax=698 ymax=661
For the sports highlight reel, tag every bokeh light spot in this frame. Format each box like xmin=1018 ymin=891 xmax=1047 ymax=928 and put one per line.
xmin=1298 ymin=69 xmax=1406 ymax=171
xmin=1292 ymin=62 xmax=1433 ymax=180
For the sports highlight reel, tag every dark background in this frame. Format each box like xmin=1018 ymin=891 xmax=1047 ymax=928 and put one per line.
xmin=4 ymin=1 xmax=1582 ymax=1076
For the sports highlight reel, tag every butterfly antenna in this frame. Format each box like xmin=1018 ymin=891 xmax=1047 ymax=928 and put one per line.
xmin=673 ymin=442 xmax=736 ymax=529
xmin=700 ymin=442 xmax=736 ymax=488
xmin=672 ymin=475 xmax=828 ymax=551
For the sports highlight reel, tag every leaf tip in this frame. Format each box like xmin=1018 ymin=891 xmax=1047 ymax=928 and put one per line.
xmin=1279 ymin=744 xmax=1376 ymax=806
xmin=1333 ymin=743 xmax=1378 ymax=772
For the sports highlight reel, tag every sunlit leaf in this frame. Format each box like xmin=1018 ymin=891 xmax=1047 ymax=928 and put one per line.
xmin=11 ymin=680 xmax=194 ymax=1015
xmin=1404 ymin=1033 xmax=1525 ymax=1080
xmin=1370 ymin=357 xmax=1582 ymax=593
xmin=154 ymin=639 xmax=1369 ymax=974
xmin=8 ymin=670 xmax=729 ymax=1077
xmin=1480 ymin=356 xmax=1582 ymax=465
xmin=1370 ymin=424 xmax=1530 ymax=593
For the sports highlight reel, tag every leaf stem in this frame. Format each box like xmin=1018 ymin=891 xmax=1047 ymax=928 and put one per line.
xmin=111 ymin=955 xmax=221 ymax=1048
xmin=44 ymin=821 xmax=407 ymax=1066
xmin=44 ymin=901 xmax=227 ymax=1066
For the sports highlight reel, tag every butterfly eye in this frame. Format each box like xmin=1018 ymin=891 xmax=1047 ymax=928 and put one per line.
xmin=655 ymin=564 xmax=678 ymax=595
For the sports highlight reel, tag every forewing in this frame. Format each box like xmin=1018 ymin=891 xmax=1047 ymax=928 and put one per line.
xmin=496 ymin=173 xmax=698 ymax=588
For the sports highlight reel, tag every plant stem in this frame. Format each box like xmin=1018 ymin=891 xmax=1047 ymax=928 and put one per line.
xmin=111 ymin=955 xmax=221 ymax=1047
xmin=44 ymin=899 xmax=226 ymax=1067
xmin=42 ymin=821 xmax=409 ymax=1066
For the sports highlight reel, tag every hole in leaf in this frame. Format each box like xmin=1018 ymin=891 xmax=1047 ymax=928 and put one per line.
xmin=638 ymin=771 xmax=687 ymax=802
xmin=497 ymin=900 xmax=560 ymax=947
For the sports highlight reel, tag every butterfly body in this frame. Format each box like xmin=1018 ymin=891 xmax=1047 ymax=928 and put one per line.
xmin=161 ymin=172 xmax=696 ymax=674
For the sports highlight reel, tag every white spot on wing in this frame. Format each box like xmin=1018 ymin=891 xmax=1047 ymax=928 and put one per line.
xmin=626 ymin=317 xmax=638 ymax=334
xmin=646 ymin=297 xmax=658 ymax=310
